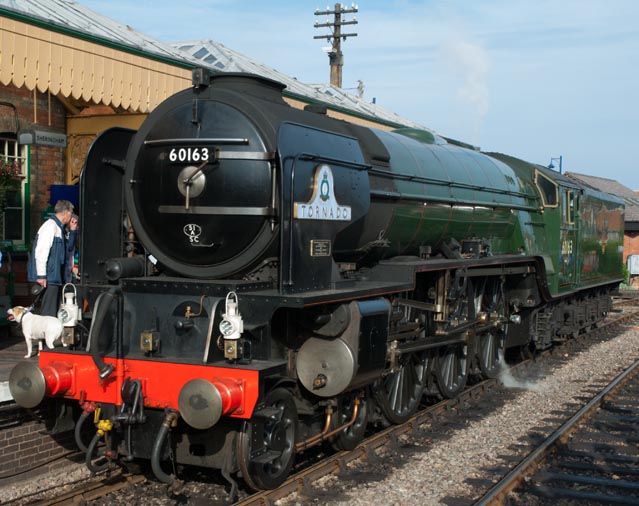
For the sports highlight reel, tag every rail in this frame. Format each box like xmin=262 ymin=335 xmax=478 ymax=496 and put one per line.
xmin=474 ymin=356 xmax=639 ymax=505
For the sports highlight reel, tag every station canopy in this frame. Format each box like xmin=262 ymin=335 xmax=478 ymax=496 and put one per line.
xmin=0 ymin=0 xmax=428 ymax=130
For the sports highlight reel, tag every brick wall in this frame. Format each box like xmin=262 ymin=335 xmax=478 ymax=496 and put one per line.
xmin=624 ymin=231 xmax=639 ymax=263
xmin=0 ymin=82 xmax=67 ymax=240
xmin=0 ymin=400 xmax=78 ymax=486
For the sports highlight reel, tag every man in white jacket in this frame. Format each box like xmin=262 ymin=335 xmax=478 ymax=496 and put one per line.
xmin=27 ymin=200 xmax=78 ymax=317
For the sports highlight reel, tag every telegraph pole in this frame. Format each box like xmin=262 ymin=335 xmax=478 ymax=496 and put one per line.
xmin=314 ymin=3 xmax=358 ymax=88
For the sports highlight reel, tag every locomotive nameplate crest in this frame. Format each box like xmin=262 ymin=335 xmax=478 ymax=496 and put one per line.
xmin=310 ymin=240 xmax=332 ymax=257
xmin=294 ymin=164 xmax=351 ymax=221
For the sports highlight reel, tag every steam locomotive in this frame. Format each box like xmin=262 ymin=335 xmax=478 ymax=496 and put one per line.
xmin=10 ymin=71 xmax=624 ymax=492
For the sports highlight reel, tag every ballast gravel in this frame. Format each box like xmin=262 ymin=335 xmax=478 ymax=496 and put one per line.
xmin=282 ymin=320 xmax=639 ymax=506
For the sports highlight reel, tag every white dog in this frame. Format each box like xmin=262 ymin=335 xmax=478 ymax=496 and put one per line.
xmin=7 ymin=306 xmax=63 ymax=358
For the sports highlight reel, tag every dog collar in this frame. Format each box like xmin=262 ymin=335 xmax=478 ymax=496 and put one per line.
xmin=15 ymin=306 xmax=34 ymax=327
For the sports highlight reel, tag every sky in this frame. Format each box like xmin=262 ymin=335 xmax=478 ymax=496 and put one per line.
xmin=80 ymin=0 xmax=639 ymax=190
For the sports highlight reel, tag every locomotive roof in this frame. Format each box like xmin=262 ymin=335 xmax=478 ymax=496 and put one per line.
xmin=534 ymin=164 xmax=582 ymax=189
xmin=0 ymin=0 xmax=428 ymax=130
xmin=534 ymin=165 xmax=626 ymax=210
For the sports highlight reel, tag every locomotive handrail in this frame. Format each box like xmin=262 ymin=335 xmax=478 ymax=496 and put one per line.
xmin=203 ymin=298 xmax=224 ymax=363
xmin=144 ymin=138 xmax=249 ymax=145
xmin=300 ymin=152 xmax=372 ymax=171
xmin=215 ymin=151 xmax=276 ymax=161
xmin=144 ymin=139 xmax=275 ymax=161
xmin=158 ymin=205 xmax=275 ymax=216
xmin=370 ymin=189 xmax=540 ymax=213
xmin=101 ymin=157 xmax=125 ymax=171
xmin=284 ymin=153 xmax=303 ymax=287
xmin=87 ymin=288 xmax=121 ymax=380
xmin=368 ymin=166 xmax=535 ymax=199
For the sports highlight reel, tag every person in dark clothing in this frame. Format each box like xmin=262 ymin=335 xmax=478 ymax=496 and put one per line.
xmin=27 ymin=200 xmax=78 ymax=317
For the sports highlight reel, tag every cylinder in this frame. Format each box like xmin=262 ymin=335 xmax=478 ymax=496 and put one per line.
xmin=296 ymin=337 xmax=356 ymax=397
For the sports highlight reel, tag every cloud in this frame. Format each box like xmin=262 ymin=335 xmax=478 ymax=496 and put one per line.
xmin=442 ymin=40 xmax=490 ymax=145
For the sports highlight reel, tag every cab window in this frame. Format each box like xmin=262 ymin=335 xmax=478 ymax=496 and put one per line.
xmin=562 ymin=190 xmax=575 ymax=224
xmin=535 ymin=170 xmax=558 ymax=207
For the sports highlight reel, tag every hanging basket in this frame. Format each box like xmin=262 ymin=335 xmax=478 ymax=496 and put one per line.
xmin=0 ymin=158 xmax=24 ymax=182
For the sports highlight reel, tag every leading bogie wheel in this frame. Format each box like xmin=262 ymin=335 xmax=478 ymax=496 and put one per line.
xmin=236 ymin=388 xmax=298 ymax=490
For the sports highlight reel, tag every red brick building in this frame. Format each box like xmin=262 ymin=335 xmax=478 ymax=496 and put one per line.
xmin=0 ymin=85 xmax=67 ymax=244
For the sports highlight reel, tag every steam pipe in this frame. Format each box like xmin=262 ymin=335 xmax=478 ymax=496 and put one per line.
xmin=85 ymin=433 xmax=109 ymax=473
xmin=294 ymin=398 xmax=360 ymax=452
xmin=74 ymin=409 xmax=91 ymax=453
xmin=75 ymin=403 xmax=103 ymax=456
xmin=151 ymin=411 xmax=179 ymax=485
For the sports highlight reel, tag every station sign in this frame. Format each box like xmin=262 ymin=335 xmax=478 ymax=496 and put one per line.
xmin=18 ymin=129 xmax=67 ymax=148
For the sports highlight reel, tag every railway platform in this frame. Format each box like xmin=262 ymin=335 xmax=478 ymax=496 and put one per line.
xmin=0 ymin=328 xmax=36 ymax=403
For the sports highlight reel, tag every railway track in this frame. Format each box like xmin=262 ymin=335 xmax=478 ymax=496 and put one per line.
xmin=475 ymin=356 xmax=639 ymax=506
xmin=3 ymin=470 xmax=146 ymax=506
xmin=5 ymin=299 xmax=639 ymax=506
xmin=235 ymin=303 xmax=639 ymax=506
xmin=39 ymin=474 xmax=146 ymax=506
xmin=234 ymin=380 xmax=494 ymax=506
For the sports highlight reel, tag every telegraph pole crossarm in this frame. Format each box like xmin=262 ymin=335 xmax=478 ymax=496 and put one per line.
xmin=313 ymin=3 xmax=359 ymax=88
